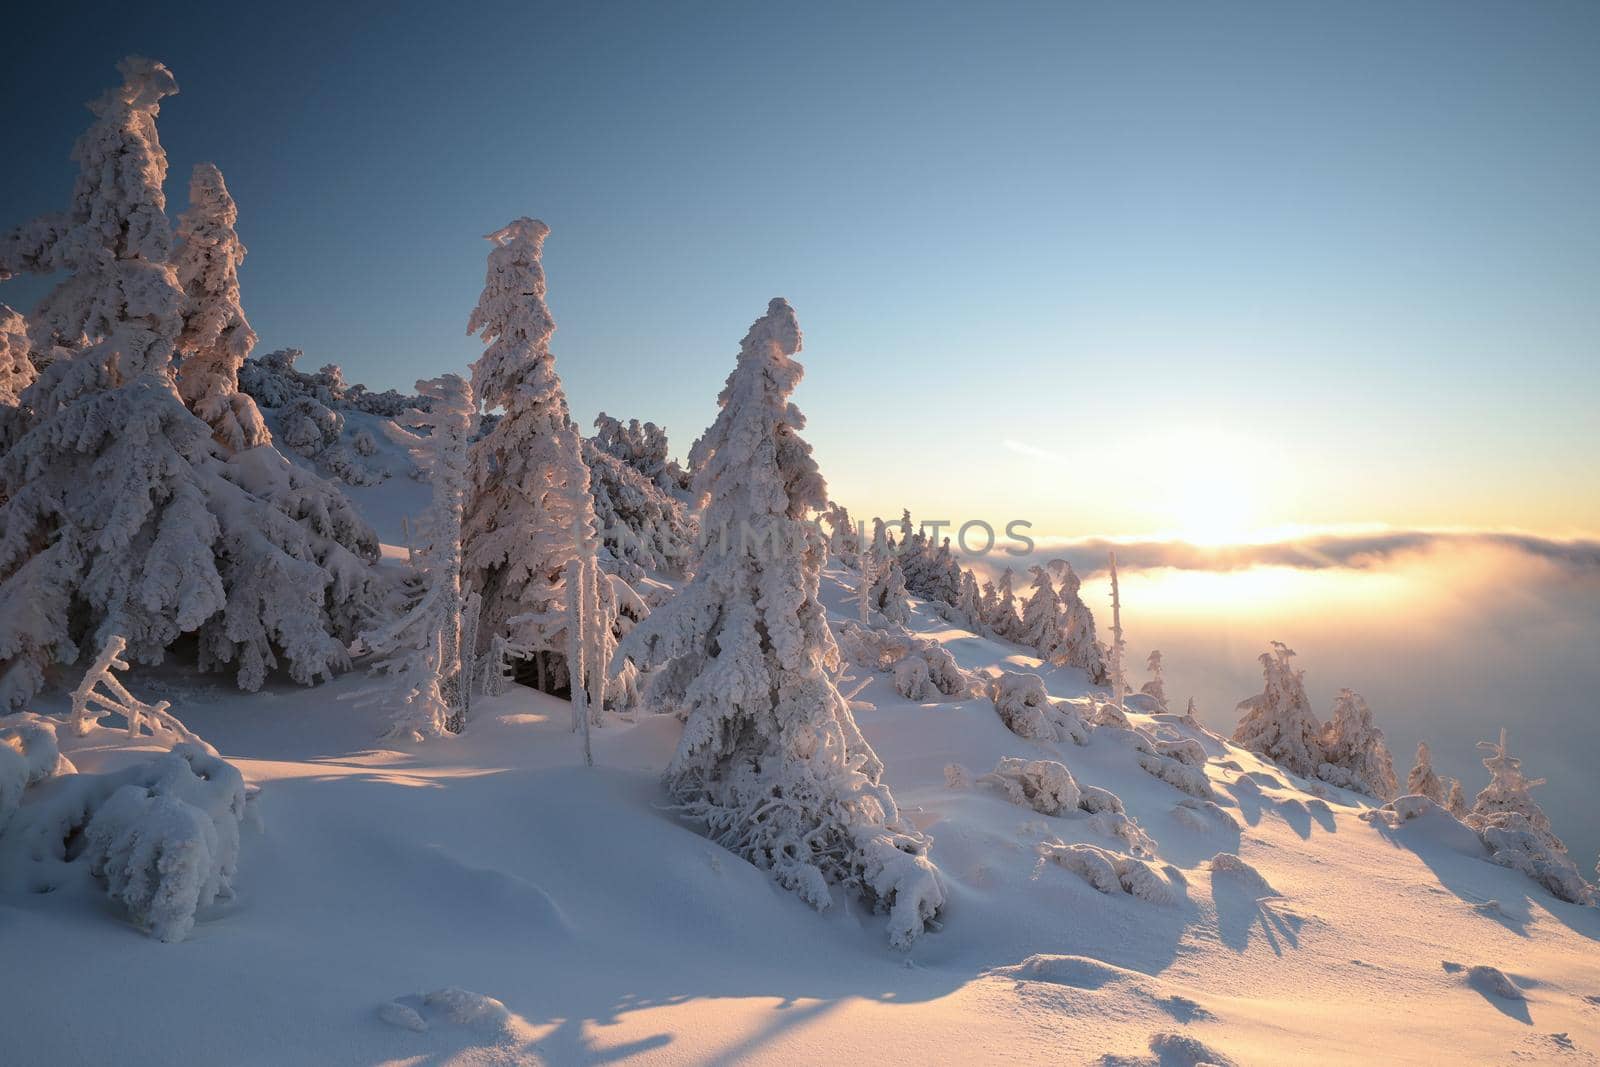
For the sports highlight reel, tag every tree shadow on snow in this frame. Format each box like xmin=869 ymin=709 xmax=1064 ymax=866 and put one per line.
xmin=1364 ymin=815 xmax=1600 ymax=945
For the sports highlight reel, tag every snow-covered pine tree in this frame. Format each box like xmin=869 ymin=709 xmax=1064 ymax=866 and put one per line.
xmin=863 ymin=518 xmax=911 ymax=628
xmin=1140 ymin=650 xmax=1168 ymax=711
xmin=823 ymin=502 xmax=861 ymax=569
xmin=1231 ymin=642 xmax=1323 ymax=778
xmin=590 ymin=411 xmax=692 ymax=499
xmin=352 ymin=375 xmax=476 ymax=740
xmin=614 ymin=298 xmax=944 ymax=948
xmin=582 ymin=436 xmax=697 ymax=578
xmin=1468 ymin=729 xmax=1559 ymax=847
xmin=954 ymin=569 xmax=983 ymax=631
xmin=1406 ymin=741 xmax=1445 ymax=802
xmin=1466 ymin=729 xmax=1593 ymax=904
xmin=929 ymin=539 xmax=964 ymax=607
xmin=0 ymin=57 xmax=378 ymax=707
xmin=1049 ymin=561 xmax=1107 ymax=684
xmin=1316 ymin=688 xmax=1399 ymax=800
xmin=1444 ymin=777 xmax=1467 ymax=817
xmin=462 ymin=218 xmax=623 ymax=698
xmin=987 ymin=567 xmax=1020 ymax=640
xmin=1016 ymin=566 xmax=1061 ymax=657
xmin=172 ymin=163 xmax=268 ymax=451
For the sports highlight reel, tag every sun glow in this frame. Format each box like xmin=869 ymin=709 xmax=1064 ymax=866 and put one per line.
xmin=1158 ymin=432 xmax=1266 ymax=546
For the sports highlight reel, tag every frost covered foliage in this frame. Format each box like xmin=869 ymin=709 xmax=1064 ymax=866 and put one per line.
xmin=1231 ymin=643 xmax=1322 ymax=778
xmin=1465 ymin=730 xmax=1593 ymax=904
xmin=1049 ymin=561 xmax=1107 ymax=684
xmin=616 ymin=298 xmax=943 ymax=948
xmin=590 ymin=412 xmax=692 ymax=500
xmin=581 ymin=437 xmax=698 ymax=578
xmin=0 ymin=58 xmax=380 ymax=707
xmin=990 ymin=671 xmax=1088 ymax=745
xmin=0 ymin=735 xmax=248 ymax=942
xmin=0 ymin=304 xmax=34 ymax=409
xmin=172 ymin=163 xmax=268 ymax=451
xmin=462 ymin=219 xmax=627 ymax=700
xmin=1316 ymin=689 xmax=1399 ymax=800
xmin=353 ymin=375 xmax=476 ymax=740
xmin=1406 ymin=741 xmax=1446 ymax=803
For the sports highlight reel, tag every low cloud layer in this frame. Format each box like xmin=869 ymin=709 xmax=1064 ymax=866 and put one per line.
xmin=955 ymin=529 xmax=1600 ymax=866
xmin=977 ymin=528 xmax=1600 ymax=578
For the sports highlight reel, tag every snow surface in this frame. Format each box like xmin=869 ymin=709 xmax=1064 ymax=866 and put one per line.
xmin=4 ymin=558 xmax=1597 ymax=1065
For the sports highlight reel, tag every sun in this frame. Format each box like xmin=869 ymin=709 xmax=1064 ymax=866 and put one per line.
xmin=1172 ymin=471 xmax=1257 ymax=546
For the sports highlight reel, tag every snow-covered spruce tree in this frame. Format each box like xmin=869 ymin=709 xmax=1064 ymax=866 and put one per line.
xmin=353 ymin=375 xmax=476 ymax=740
xmin=172 ymin=163 xmax=268 ymax=451
xmin=862 ymin=518 xmax=911 ymax=628
xmin=462 ymin=218 xmax=625 ymax=698
xmin=923 ymin=538 xmax=964 ymax=607
xmin=1049 ymin=561 xmax=1107 ymax=684
xmin=823 ymin=501 xmax=861 ymax=569
xmin=1231 ymin=642 xmax=1323 ymax=778
xmin=1445 ymin=777 xmax=1468 ymax=817
xmin=1316 ymin=688 xmax=1399 ymax=800
xmin=1468 ymin=730 xmax=1558 ymax=846
xmin=1466 ymin=729 xmax=1593 ymax=904
xmin=590 ymin=411 xmax=692 ymax=499
xmin=614 ymin=298 xmax=944 ymax=948
xmin=1016 ymin=566 xmax=1062 ymax=657
xmin=1140 ymin=650 xmax=1168 ymax=711
xmin=986 ymin=566 xmax=1020 ymax=640
xmin=0 ymin=58 xmax=378 ymax=706
xmin=581 ymin=434 xmax=697 ymax=578
xmin=954 ymin=569 xmax=983 ymax=631
xmin=1406 ymin=741 xmax=1446 ymax=803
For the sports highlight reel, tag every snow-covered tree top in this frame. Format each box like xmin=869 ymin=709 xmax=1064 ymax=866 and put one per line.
xmin=175 ymin=163 xmax=256 ymax=362
xmin=66 ymin=57 xmax=181 ymax=268
xmin=467 ymin=218 xmax=557 ymax=413
xmin=692 ymin=297 xmax=822 ymax=522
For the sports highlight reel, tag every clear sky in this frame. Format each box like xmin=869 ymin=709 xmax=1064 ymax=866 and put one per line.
xmin=5 ymin=1 xmax=1597 ymax=540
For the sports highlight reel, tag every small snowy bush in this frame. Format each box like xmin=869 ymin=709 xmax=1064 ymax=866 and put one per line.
xmin=990 ymin=671 xmax=1087 ymax=745
xmin=980 ymin=757 xmax=1082 ymax=815
xmin=0 ymin=742 xmax=248 ymax=941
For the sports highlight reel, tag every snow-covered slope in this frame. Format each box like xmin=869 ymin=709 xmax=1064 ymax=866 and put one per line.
xmin=4 ymin=567 xmax=1597 ymax=1066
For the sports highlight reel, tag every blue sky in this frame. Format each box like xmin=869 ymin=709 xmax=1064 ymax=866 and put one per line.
xmin=5 ymin=1 xmax=1597 ymax=537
